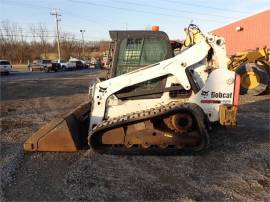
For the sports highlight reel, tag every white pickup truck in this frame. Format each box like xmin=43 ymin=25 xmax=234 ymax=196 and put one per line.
xmin=0 ymin=60 xmax=12 ymax=75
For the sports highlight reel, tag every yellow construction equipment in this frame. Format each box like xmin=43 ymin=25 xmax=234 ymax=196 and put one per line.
xmin=228 ymin=48 xmax=270 ymax=95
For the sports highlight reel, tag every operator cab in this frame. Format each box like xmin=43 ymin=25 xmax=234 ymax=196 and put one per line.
xmin=109 ymin=30 xmax=184 ymax=99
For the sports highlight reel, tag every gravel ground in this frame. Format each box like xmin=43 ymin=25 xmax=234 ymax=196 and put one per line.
xmin=0 ymin=69 xmax=103 ymax=201
xmin=0 ymin=69 xmax=269 ymax=201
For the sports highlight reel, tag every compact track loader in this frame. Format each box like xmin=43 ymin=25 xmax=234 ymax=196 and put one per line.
xmin=24 ymin=24 xmax=240 ymax=154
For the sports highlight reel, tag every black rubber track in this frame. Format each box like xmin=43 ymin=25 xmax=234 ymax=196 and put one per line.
xmin=89 ymin=102 xmax=210 ymax=155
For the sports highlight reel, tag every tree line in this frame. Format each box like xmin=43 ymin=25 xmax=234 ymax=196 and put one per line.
xmin=0 ymin=20 xmax=110 ymax=64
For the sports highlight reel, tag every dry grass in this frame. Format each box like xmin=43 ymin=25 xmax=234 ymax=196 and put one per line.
xmin=12 ymin=64 xmax=28 ymax=71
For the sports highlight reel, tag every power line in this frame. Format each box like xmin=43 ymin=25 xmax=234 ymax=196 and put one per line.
xmin=64 ymin=10 xmax=115 ymax=27
xmin=68 ymin=0 xmax=228 ymax=23
xmin=0 ymin=26 xmax=108 ymax=41
xmin=2 ymin=0 xmax=52 ymax=10
xmin=0 ymin=28 xmax=55 ymax=34
xmin=113 ymin=0 xmax=239 ymax=19
xmin=2 ymin=0 xmax=116 ymax=32
xmin=0 ymin=34 xmax=57 ymax=38
xmin=0 ymin=24 xmax=103 ymax=36
xmin=165 ymin=0 xmax=251 ymax=14
xmin=2 ymin=0 xmax=116 ymax=25
xmin=0 ymin=34 xmax=105 ymax=41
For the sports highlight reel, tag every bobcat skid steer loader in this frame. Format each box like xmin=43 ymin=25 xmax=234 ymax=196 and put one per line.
xmin=23 ymin=24 xmax=240 ymax=154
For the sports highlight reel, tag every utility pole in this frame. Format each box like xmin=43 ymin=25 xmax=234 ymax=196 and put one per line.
xmin=80 ymin=29 xmax=85 ymax=60
xmin=50 ymin=9 xmax=61 ymax=61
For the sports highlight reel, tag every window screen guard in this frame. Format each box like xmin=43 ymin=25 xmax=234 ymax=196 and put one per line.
xmin=115 ymin=37 xmax=168 ymax=99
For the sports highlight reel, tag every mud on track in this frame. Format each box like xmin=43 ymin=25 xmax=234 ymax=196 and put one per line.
xmin=0 ymin=69 xmax=269 ymax=201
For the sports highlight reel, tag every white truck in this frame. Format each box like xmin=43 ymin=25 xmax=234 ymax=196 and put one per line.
xmin=0 ymin=60 xmax=12 ymax=75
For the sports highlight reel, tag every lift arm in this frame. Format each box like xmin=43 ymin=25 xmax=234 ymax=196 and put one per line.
xmin=89 ymin=35 xmax=222 ymax=129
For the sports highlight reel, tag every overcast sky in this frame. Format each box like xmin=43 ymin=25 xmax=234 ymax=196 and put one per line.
xmin=1 ymin=0 xmax=269 ymax=41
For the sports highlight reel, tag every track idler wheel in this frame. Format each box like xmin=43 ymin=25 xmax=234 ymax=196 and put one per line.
xmin=142 ymin=142 xmax=151 ymax=149
xmin=125 ymin=141 xmax=133 ymax=148
xmin=164 ymin=113 xmax=193 ymax=133
xmin=159 ymin=142 xmax=168 ymax=149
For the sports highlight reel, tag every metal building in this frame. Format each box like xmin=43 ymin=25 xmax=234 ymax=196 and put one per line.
xmin=211 ymin=9 xmax=270 ymax=55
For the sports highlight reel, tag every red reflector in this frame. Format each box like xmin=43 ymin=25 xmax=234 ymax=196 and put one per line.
xmin=233 ymin=74 xmax=241 ymax=106
xmin=201 ymin=100 xmax=221 ymax=104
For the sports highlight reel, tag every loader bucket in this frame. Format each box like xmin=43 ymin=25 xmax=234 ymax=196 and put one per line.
xmin=23 ymin=101 xmax=91 ymax=152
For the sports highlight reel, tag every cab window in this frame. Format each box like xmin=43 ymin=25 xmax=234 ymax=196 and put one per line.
xmin=116 ymin=38 xmax=167 ymax=76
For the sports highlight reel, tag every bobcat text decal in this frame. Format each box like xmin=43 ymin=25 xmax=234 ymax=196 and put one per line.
xmin=211 ymin=92 xmax=232 ymax=99
xmin=201 ymin=91 xmax=233 ymax=104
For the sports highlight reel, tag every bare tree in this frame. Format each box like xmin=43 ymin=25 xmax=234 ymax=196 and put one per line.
xmin=61 ymin=32 xmax=80 ymax=59
xmin=0 ymin=20 xmax=26 ymax=63
xmin=37 ymin=23 xmax=49 ymax=58
xmin=29 ymin=25 xmax=38 ymax=42
xmin=0 ymin=20 xmax=111 ymax=63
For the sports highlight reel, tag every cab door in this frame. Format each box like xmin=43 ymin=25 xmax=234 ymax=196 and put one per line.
xmin=109 ymin=31 xmax=173 ymax=99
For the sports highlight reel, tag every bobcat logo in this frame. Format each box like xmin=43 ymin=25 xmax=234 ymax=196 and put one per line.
xmin=201 ymin=90 xmax=209 ymax=97
xmin=99 ymin=86 xmax=107 ymax=93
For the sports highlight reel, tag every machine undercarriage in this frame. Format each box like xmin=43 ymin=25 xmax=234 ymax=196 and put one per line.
xmin=89 ymin=102 xmax=210 ymax=154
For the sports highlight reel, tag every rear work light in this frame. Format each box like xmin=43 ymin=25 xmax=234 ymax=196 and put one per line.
xmin=151 ymin=26 xmax=159 ymax=31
